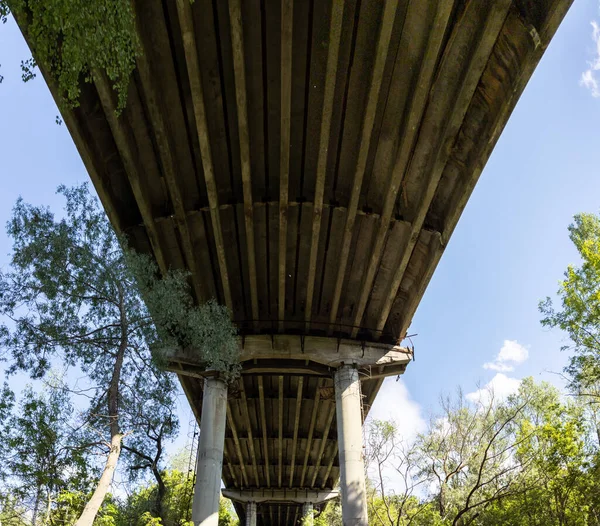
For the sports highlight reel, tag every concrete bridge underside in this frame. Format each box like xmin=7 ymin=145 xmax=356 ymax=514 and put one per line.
xmin=16 ymin=0 xmax=571 ymax=523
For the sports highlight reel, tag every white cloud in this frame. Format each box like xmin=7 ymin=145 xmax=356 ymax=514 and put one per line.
xmin=581 ymin=20 xmax=600 ymax=97
xmin=483 ymin=340 xmax=529 ymax=372
xmin=366 ymin=378 xmax=426 ymax=494
xmin=466 ymin=373 xmax=521 ymax=404
xmin=483 ymin=361 xmax=514 ymax=372
xmin=368 ymin=377 xmax=426 ymax=443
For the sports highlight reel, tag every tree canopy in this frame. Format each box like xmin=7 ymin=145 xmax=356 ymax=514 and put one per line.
xmin=359 ymin=377 xmax=600 ymax=526
xmin=540 ymin=212 xmax=600 ymax=399
xmin=0 ymin=185 xmax=238 ymax=525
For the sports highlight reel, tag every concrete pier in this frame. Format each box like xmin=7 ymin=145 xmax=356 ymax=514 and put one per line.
xmin=302 ymin=502 xmax=314 ymax=526
xmin=192 ymin=377 xmax=228 ymax=526
xmin=334 ymin=365 xmax=368 ymax=526
xmin=245 ymin=502 xmax=257 ymax=526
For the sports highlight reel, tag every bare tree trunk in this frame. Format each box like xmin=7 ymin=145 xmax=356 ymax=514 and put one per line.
xmin=43 ymin=491 xmax=53 ymax=526
xmin=32 ymin=485 xmax=41 ymax=526
xmin=73 ymin=432 xmax=123 ymax=526
xmin=74 ymin=288 xmax=127 ymax=526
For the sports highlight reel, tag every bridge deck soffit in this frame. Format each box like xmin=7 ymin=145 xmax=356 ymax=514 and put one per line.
xmin=13 ymin=0 xmax=573 ymax=350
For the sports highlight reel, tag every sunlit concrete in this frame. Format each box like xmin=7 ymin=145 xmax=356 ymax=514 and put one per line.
xmin=335 ymin=365 xmax=368 ymax=526
xmin=192 ymin=377 xmax=228 ymax=526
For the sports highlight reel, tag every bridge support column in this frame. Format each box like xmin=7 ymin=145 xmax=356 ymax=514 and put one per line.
xmin=245 ymin=502 xmax=257 ymax=526
xmin=334 ymin=365 xmax=368 ymax=526
xmin=302 ymin=502 xmax=314 ymax=526
xmin=192 ymin=376 xmax=228 ymax=526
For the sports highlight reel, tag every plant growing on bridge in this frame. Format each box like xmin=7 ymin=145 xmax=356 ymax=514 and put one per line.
xmin=0 ymin=184 xmax=238 ymax=525
xmin=0 ymin=0 xmax=139 ymax=109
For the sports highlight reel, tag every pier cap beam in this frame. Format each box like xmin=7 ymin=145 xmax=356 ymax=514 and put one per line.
xmin=221 ymin=488 xmax=339 ymax=505
xmin=165 ymin=335 xmax=412 ymax=379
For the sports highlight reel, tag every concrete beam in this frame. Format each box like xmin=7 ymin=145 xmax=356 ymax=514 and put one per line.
xmin=239 ymin=335 xmax=410 ymax=367
xmin=169 ymin=360 xmax=408 ymax=382
xmin=167 ymin=335 xmax=411 ymax=369
xmin=221 ymin=488 xmax=339 ymax=505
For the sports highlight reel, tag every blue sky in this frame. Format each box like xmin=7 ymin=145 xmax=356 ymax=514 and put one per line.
xmin=1 ymin=1 xmax=600 ymax=448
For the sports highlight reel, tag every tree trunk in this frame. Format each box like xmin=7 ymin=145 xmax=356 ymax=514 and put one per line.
xmin=44 ymin=491 xmax=53 ymax=526
xmin=32 ymin=485 xmax=41 ymax=526
xmin=439 ymin=485 xmax=446 ymax=517
xmin=152 ymin=466 xmax=166 ymax=521
xmin=74 ymin=287 xmax=128 ymax=526
xmin=73 ymin=433 xmax=123 ymax=526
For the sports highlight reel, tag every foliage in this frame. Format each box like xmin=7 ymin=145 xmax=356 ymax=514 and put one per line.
xmin=364 ymin=378 xmax=600 ymax=526
xmin=0 ymin=381 xmax=15 ymax=470
xmin=415 ymin=388 xmax=531 ymax=525
xmin=217 ymin=498 xmax=237 ymax=526
xmin=118 ymin=470 xmax=238 ymax=526
xmin=0 ymin=184 xmax=237 ymax=523
xmin=49 ymin=491 xmax=120 ymax=526
xmin=365 ymin=420 xmax=428 ymax=525
xmin=2 ymin=383 xmax=91 ymax=523
xmin=0 ymin=495 xmax=30 ymax=526
xmin=167 ymin=443 xmax=195 ymax=474
xmin=478 ymin=379 xmax=598 ymax=525
xmin=127 ymin=250 xmax=240 ymax=380
xmin=0 ymin=0 xmax=139 ymax=109
xmin=120 ymin=470 xmax=194 ymax=526
xmin=314 ymin=499 xmax=342 ymax=526
xmin=540 ymin=212 xmax=600 ymax=397
xmin=3 ymin=376 xmax=600 ymax=526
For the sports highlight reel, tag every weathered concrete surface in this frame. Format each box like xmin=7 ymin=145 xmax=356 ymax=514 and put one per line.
xmin=245 ymin=502 xmax=256 ymax=526
xmin=335 ymin=365 xmax=368 ymax=526
xmin=222 ymin=488 xmax=339 ymax=504
xmin=192 ymin=377 xmax=227 ymax=526
xmin=169 ymin=335 xmax=412 ymax=368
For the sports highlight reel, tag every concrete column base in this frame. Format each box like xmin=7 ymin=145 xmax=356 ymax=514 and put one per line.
xmin=192 ymin=377 xmax=228 ymax=526
xmin=334 ymin=365 xmax=368 ymax=526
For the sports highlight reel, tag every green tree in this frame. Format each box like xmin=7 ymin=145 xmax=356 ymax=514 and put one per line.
xmin=0 ymin=184 xmax=238 ymax=525
xmin=121 ymin=470 xmax=193 ymax=526
xmin=540 ymin=212 xmax=600 ymax=398
xmin=118 ymin=470 xmax=238 ymax=526
xmin=217 ymin=498 xmax=237 ymax=526
xmin=49 ymin=491 xmax=120 ymax=526
xmin=0 ymin=381 xmax=15 ymax=478
xmin=3 ymin=383 xmax=90 ymax=525
xmin=365 ymin=420 xmax=429 ymax=526
xmin=0 ymin=496 xmax=29 ymax=526
xmin=314 ymin=498 xmax=342 ymax=526
xmin=478 ymin=379 xmax=596 ymax=526
xmin=415 ymin=389 xmax=531 ymax=525
xmin=516 ymin=379 xmax=590 ymax=525
xmin=119 ymin=372 xmax=179 ymax=521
